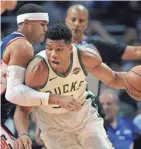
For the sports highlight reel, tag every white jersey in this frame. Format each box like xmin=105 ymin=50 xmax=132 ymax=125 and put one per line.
xmin=35 ymin=45 xmax=93 ymax=114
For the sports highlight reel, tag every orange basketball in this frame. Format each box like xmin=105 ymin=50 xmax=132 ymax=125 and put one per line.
xmin=125 ymin=65 xmax=141 ymax=101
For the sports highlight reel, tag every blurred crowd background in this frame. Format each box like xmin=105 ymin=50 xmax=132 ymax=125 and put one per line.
xmin=1 ymin=1 xmax=141 ymax=149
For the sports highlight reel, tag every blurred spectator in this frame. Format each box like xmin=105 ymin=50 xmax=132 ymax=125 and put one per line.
xmin=133 ymin=102 xmax=141 ymax=130
xmin=99 ymin=89 xmax=139 ymax=149
xmin=119 ymin=91 xmax=138 ymax=119
xmin=133 ymin=130 xmax=141 ymax=149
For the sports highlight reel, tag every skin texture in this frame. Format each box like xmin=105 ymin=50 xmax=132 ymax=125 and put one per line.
xmin=1 ymin=0 xmax=17 ymax=14
xmin=65 ymin=5 xmax=88 ymax=43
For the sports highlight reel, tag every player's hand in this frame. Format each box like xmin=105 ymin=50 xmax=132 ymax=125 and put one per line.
xmin=14 ymin=134 xmax=32 ymax=149
xmin=57 ymin=95 xmax=82 ymax=111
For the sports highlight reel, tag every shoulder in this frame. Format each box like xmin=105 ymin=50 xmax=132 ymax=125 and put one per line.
xmin=78 ymin=46 xmax=102 ymax=62
xmin=8 ymin=38 xmax=33 ymax=56
xmin=77 ymin=46 xmax=102 ymax=71
xmin=26 ymin=56 xmax=48 ymax=74
xmin=25 ymin=56 xmax=49 ymax=88
xmin=8 ymin=38 xmax=32 ymax=49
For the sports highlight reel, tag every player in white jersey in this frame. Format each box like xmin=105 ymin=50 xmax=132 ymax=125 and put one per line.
xmin=1 ymin=4 xmax=81 ymax=149
xmin=14 ymin=23 xmax=131 ymax=149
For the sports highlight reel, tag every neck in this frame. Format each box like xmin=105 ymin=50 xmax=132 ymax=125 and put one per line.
xmin=108 ymin=117 xmax=117 ymax=128
xmin=72 ymin=34 xmax=87 ymax=44
xmin=17 ymin=28 xmax=33 ymax=44
xmin=56 ymin=55 xmax=71 ymax=75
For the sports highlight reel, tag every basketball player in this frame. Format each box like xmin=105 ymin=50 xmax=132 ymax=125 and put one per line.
xmin=1 ymin=0 xmax=17 ymax=14
xmin=14 ymin=23 xmax=130 ymax=149
xmin=1 ymin=4 xmax=80 ymax=149
xmin=65 ymin=4 xmax=141 ymax=96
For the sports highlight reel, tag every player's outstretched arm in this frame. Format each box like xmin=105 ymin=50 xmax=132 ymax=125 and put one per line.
xmin=79 ymin=47 xmax=126 ymax=89
xmin=122 ymin=45 xmax=141 ymax=60
xmin=5 ymin=39 xmax=50 ymax=106
xmin=14 ymin=106 xmax=32 ymax=149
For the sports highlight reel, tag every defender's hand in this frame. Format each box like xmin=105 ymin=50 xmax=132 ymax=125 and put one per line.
xmin=57 ymin=95 xmax=82 ymax=111
xmin=14 ymin=134 xmax=32 ymax=149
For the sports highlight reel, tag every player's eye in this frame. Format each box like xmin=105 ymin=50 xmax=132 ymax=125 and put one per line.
xmin=47 ymin=47 xmax=52 ymax=51
xmin=57 ymin=48 xmax=63 ymax=52
xmin=72 ymin=18 xmax=76 ymax=22
xmin=79 ymin=19 xmax=85 ymax=24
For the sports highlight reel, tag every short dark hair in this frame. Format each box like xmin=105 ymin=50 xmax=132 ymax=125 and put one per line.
xmin=17 ymin=3 xmax=46 ymax=15
xmin=47 ymin=23 xmax=72 ymax=44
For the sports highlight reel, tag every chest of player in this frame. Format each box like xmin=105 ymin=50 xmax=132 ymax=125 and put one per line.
xmin=40 ymin=69 xmax=86 ymax=97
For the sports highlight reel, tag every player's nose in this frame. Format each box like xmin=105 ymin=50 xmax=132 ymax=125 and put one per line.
xmin=51 ymin=50 xmax=58 ymax=58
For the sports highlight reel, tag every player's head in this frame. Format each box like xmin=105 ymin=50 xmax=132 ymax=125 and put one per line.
xmin=65 ymin=4 xmax=88 ymax=42
xmin=46 ymin=23 xmax=73 ymax=73
xmin=99 ymin=89 xmax=119 ymax=122
xmin=17 ymin=3 xmax=49 ymax=44
xmin=1 ymin=0 xmax=17 ymax=14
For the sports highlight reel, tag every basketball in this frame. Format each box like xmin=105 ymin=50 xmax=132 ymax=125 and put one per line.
xmin=125 ymin=65 xmax=141 ymax=101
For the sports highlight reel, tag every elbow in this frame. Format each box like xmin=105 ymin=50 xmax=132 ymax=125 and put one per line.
xmin=5 ymin=89 xmax=16 ymax=104
xmin=5 ymin=85 xmax=23 ymax=105
xmin=95 ymin=56 xmax=102 ymax=68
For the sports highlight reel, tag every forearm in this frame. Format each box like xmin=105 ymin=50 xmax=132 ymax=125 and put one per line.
xmin=122 ymin=46 xmax=141 ymax=60
xmin=14 ymin=106 xmax=30 ymax=135
xmin=6 ymin=66 xmax=49 ymax=106
xmin=108 ymin=72 xmax=126 ymax=89
xmin=6 ymin=84 xmax=50 ymax=106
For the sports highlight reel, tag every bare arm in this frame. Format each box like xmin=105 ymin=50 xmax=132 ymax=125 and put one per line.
xmin=14 ymin=106 xmax=32 ymax=135
xmin=14 ymin=106 xmax=33 ymax=149
xmin=8 ymin=39 xmax=34 ymax=67
xmin=80 ymin=47 xmax=126 ymax=89
xmin=122 ymin=45 xmax=141 ymax=60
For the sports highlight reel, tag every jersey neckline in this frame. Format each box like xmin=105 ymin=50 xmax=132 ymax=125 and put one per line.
xmin=12 ymin=31 xmax=25 ymax=38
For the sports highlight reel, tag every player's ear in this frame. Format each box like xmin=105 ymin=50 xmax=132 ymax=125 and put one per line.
xmin=84 ymin=21 xmax=88 ymax=30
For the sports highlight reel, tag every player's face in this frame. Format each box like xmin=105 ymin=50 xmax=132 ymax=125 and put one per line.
xmin=46 ymin=39 xmax=72 ymax=74
xmin=29 ymin=20 xmax=48 ymax=44
xmin=65 ymin=10 xmax=88 ymax=41
xmin=99 ymin=94 xmax=118 ymax=121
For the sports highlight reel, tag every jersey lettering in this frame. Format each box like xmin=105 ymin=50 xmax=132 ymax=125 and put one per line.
xmin=45 ymin=80 xmax=84 ymax=95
